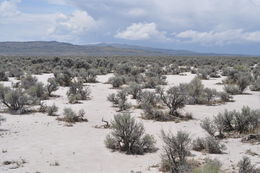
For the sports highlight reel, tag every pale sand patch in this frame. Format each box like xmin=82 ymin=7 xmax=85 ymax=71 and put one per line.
xmin=0 ymin=73 xmax=259 ymax=173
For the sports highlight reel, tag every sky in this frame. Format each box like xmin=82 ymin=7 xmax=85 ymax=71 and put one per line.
xmin=1 ymin=0 xmax=260 ymax=55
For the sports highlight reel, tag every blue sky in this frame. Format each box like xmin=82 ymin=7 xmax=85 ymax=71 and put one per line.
xmin=1 ymin=0 xmax=260 ymax=55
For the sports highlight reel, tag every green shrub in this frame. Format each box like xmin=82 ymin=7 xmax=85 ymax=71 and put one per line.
xmin=67 ymin=81 xmax=91 ymax=103
xmin=0 ymin=71 xmax=8 ymax=81
xmin=238 ymin=157 xmax=257 ymax=173
xmin=250 ymin=78 xmax=260 ymax=91
xmin=47 ymin=104 xmax=58 ymax=116
xmin=27 ymin=82 xmax=47 ymax=100
xmin=201 ymin=106 xmax=260 ymax=137
xmin=186 ymin=77 xmax=204 ymax=104
xmin=218 ymin=92 xmax=233 ymax=102
xmin=137 ymin=91 xmax=160 ymax=108
xmin=203 ymin=88 xmax=217 ymax=105
xmin=79 ymin=69 xmax=98 ymax=83
xmin=200 ymin=118 xmax=216 ymax=137
xmin=108 ymin=76 xmax=126 ymax=88
xmin=126 ymin=82 xmax=142 ymax=99
xmin=20 ymin=74 xmax=38 ymax=90
xmin=46 ymin=78 xmax=59 ymax=96
xmin=58 ymin=108 xmax=88 ymax=123
xmin=107 ymin=90 xmax=131 ymax=111
xmin=54 ymin=69 xmax=74 ymax=86
xmin=157 ymin=86 xmax=186 ymax=116
xmin=161 ymin=130 xmax=191 ymax=173
xmin=0 ymin=84 xmax=33 ymax=113
xmin=224 ymin=84 xmax=241 ymax=95
xmin=105 ymin=113 xmax=156 ymax=154
xmin=192 ymin=136 xmax=226 ymax=154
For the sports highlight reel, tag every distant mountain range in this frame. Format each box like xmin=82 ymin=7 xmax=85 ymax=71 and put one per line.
xmin=0 ymin=41 xmax=235 ymax=56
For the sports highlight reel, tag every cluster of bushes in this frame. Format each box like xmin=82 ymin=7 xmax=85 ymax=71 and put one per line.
xmin=0 ymin=73 xmax=63 ymax=114
xmin=78 ymin=68 xmax=98 ymax=83
xmin=57 ymin=108 xmax=87 ymax=123
xmin=0 ymin=84 xmax=34 ymax=113
xmin=200 ymin=106 xmax=260 ymax=138
xmin=180 ymin=77 xmax=232 ymax=105
xmin=250 ymin=78 xmax=260 ymax=91
xmin=0 ymin=71 xmax=8 ymax=81
xmin=105 ymin=113 xmax=156 ymax=154
xmin=107 ymin=64 xmax=167 ymax=89
xmin=223 ymin=67 xmax=252 ymax=94
xmin=137 ymin=78 xmax=232 ymax=122
xmin=107 ymin=90 xmax=131 ymax=111
xmin=197 ymin=66 xmax=220 ymax=80
xmin=66 ymin=80 xmax=91 ymax=104
xmin=139 ymin=86 xmax=192 ymax=121
xmin=192 ymin=136 xmax=226 ymax=154
xmin=160 ymin=130 xmax=191 ymax=173
xmin=160 ymin=130 xmax=258 ymax=173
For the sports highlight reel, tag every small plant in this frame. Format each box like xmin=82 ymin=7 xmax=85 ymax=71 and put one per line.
xmin=218 ymin=92 xmax=233 ymax=102
xmin=0 ymin=84 xmax=33 ymax=113
xmin=200 ymin=118 xmax=216 ymax=137
xmin=203 ymin=88 xmax=217 ymax=105
xmin=46 ymin=78 xmax=59 ymax=96
xmin=157 ymin=86 xmax=186 ymax=117
xmin=161 ymin=130 xmax=191 ymax=173
xmin=27 ymin=82 xmax=47 ymax=100
xmin=67 ymin=80 xmax=91 ymax=103
xmin=126 ymin=82 xmax=142 ymax=99
xmin=237 ymin=157 xmax=257 ymax=173
xmin=58 ymin=108 xmax=88 ymax=123
xmin=79 ymin=69 xmax=98 ymax=83
xmin=187 ymin=77 xmax=204 ymax=104
xmin=137 ymin=91 xmax=160 ymax=108
xmin=250 ymin=78 xmax=260 ymax=91
xmin=54 ymin=69 xmax=74 ymax=86
xmin=237 ymin=75 xmax=251 ymax=93
xmin=20 ymin=74 xmax=38 ymax=90
xmin=0 ymin=71 xmax=8 ymax=81
xmin=224 ymin=84 xmax=241 ymax=95
xmin=107 ymin=90 xmax=131 ymax=111
xmin=105 ymin=113 xmax=156 ymax=154
xmin=108 ymin=76 xmax=126 ymax=88
xmin=192 ymin=136 xmax=225 ymax=154
xmin=47 ymin=104 xmax=58 ymax=116
xmin=201 ymin=106 xmax=259 ymax=138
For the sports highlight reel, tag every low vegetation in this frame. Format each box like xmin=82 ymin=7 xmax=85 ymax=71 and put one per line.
xmin=57 ymin=108 xmax=88 ymax=123
xmin=105 ymin=113 xmax=156 ymax=154
xmin=200 ymin=106 xmax=260 ymax=138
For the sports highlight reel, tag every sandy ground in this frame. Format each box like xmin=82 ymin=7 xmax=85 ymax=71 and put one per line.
xmin=0 ymin=73 xmax=259 ymax=173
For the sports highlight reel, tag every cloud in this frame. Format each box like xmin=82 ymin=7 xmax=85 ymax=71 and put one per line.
xmin=126 ymin=8 xmax=146 ymax=17
xmin=175 ymin=29 xmax=260 ymax=45
xmin=49 ymin=10 xmax=97 ymax=35
xmin=0 ymin=0 xmax=21 ymax=17
xmin=115 ymin=22 xmax=166 ymax=40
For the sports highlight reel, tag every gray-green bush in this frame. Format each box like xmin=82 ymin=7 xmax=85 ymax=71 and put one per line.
xmin=58 ymin=108 xmax=87 ymax=123
xmin=105 ymin=113 xmax=156 ymax=154
xmin=161 ymin=130 xmax=191 ymax=173
xmin=46 ymin=78 xmax=59 ymax=96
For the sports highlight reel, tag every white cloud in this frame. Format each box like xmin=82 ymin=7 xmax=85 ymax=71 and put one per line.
xmin=126 ymin=8 xmax=146 ymax=17
xmin=175 ymin=29 xmax=260 ymax=45
xmin=0 ymin=0 xmax=21 ymax=17
xmin=49 ymin=10 xmax=97 ymax=35
xmin=115 ymin=22 xmax=166 ymax=40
